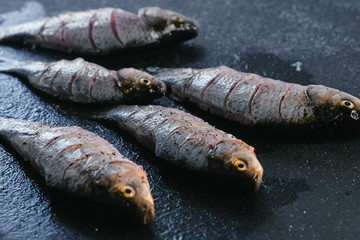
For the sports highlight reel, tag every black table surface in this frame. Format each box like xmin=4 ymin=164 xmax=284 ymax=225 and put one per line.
xmin=0 ymin=1 xmax=359 ymax=239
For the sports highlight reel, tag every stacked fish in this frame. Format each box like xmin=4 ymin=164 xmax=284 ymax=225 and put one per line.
xmin=0 ymin=5 xmax=359 ymax=225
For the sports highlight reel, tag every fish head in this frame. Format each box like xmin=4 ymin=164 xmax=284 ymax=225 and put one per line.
xmin=105 ymin=162 xmax=155 ymax=224
xmin=139 ymin=7 xmax=200 ymax=44
xmin=117 ymin=68 xmax=166 ymax=102
xmin=306 ymin=85 xmax=360 ymax=131
xmin=209 ymin=140 xmax=263 ymax=192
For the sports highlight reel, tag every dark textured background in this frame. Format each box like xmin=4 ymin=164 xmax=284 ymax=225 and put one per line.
xmin=0 ymin=1 xmax=359 ymax=239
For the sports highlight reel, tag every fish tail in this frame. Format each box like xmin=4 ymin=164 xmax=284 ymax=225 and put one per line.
xmin=0 ymin=21 xmax=42 ymax=43
xmin=0 ymin=2 xmax=45 ymax=27
xmin=76 ymin=109 xmax=107 ymax=120
xmin=0 ymin=26 xmax=21 ymax=43
xmin=0 ymin=56 xmax=47 ymax=77
xmin=0 ymin=1 xmax=46 ymax=42
xmin=145 ymin=67 xmax=176 ymax=82
xmin=61 ymin=105 xmax=113 ymax=121
xmin=0 ymin=117 xmax=43 ymax=140
xmin=145 ymin=67 xmax=197 ymax=101
xmin=0 ymin=117 xmax=8 ymax=135
xmin=145 ymin=67 xmax=195 ymax=87
xmin=63 ymin=105 xmax=139 ymax=124
xmin=0 ymin=57 xmax=23 ymax=72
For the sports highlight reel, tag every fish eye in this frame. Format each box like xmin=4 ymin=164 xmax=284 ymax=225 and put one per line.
xmin=171 ymin=16 xmax=184 ymax=23
xmin=341 ymin=100 xmax=354 ymax=109
xmin=233 ymin=160 xmax=247 ymax=171
xmin=121 ymin=186 xmax=136 ymax=198
xmin=140 ymin=78 xmax=151 ymax=86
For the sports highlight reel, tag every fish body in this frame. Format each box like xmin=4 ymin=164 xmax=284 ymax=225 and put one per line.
xmin=0 ymin=57 xmax=166 ymax=103
xmin=149 ymin=66 xmax=360 ymax=131
xmin=0 ymin=7 xmax=200 ymax=55
xmin=85 ymin=105 xmax=263 ymax=192
xmin=0 ymin=118 xmax=155 ymax=224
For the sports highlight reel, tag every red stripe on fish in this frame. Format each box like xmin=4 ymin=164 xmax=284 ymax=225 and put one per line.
xmin=62 ymin=152 xmax=100 ymax=182
xmin=279 ymin=84 xmax=294 ymax=120
xmin=49 ymin=69 xmax=62 ymax=93
xmin=138 ymin=109 xmax=163 ymax=126
xmin=223 ymin=76 xmax=246 ymax=109
xmin=185 ymin=70 xmax=203 ymax=91
xmin=124 ymin=110 xmax=143 ymax=123
xmin=89 ymin=13 xmax=98 ymax=50
xmin=40 ymin=132 xmax=83 ymax=153
xmin=248 ymin=81 xmax=267 ymax=115
xmin=200 ymin=72 xmax=223 ymax=102
xmin=89 ymin=69 xmax=100 ymax=99
xmin=59 ymin=22 xmax=73 ymax=48
xmin=110 ymin=9 xmax=125 ymax=47
xmin=37 ymin=65 xmax=51 ymax=85
xmin=176 ymin=133 xmax=219 ymax=159
xmin=51 ymin=143 xmax=90 ymax=164
xmin=67 ymin=71 xmax=79 ymax=96
xmin=151 ymin=118 xmax=170 ymax=132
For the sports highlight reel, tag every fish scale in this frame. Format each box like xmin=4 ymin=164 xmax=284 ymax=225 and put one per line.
xmin=0 ymin=57 xmax=166 ymax=104
xmin=0 ymin=117 xmax=155 ymax=224
xmin=0 ymin=7 xmax=200 ymax=55
xmin=85 ymin=105 xmax=264 ymax=191
xmin=202 ymin=68 xmax=242 ymax=108
xmin=150 ymin=66 xmax=360 ymax=130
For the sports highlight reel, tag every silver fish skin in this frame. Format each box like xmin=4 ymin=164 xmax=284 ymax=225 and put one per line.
xmin=85 ymin=105 xmax=263 ymax=192
xmin=0 ymin=7 xmax=200 ymax=55
xmin=149 ymin=66 xmax=360 ymax=131
xmin=0 ymin=57 xmax=166 ymax=103
xmin=0 ymin=118 xmax=155 ymax=224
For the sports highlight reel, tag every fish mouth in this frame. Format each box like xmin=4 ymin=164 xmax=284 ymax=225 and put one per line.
xmin=159 ymin=19 xmax=200 ymax=44
xmin=237 ymin=177 xmax=262 ymax=192
xmin=142 ymin=202 xmax=155 ymax=224
xmin=122 ymin=82 xmax=166 ymax=103
xmin=177 ymin=19 xmax=200 ymax=36
xmin=234 ymin=167 xmax=263 ymax=192
xmin=253 ymin=169 xmax=264 ymax=192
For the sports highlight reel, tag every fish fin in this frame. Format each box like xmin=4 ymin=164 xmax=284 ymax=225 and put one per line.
xmin=0 ymin=56 xmax=48 ymax=77
xmin=0 ymin=57 xmax=22 ymax=73
xmin=0 ymin=2 xmax=46 ymax=27
xmin=145 ymin=66 xmax=195 ymax=86
xmin=145 ymin=66 xmax=173 ymax=77
xmin=144 ymin=67 xmax=178 ymax=89
xmin=60 ymin=104 xmax=138 ymax=125
xmin=59 ymin=104 xmax=115 ymax=121
xmin=0 ymin=2 xmax=46 ymax=42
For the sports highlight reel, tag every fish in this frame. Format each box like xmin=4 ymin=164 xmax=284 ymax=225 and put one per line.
xmin=0 ymin=7 xmax=200 ymax=55
xmin=148 ymin=66 xmax=360 ymax=131
xmin=0 ymin=57 xmax=166 ymax=104
xmin=80 ymin=105 xmax=263 ymax=192
xmin=0 ymin=117 xmax=155 ymax=224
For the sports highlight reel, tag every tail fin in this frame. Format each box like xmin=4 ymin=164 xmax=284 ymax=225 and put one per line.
xmin=0 ymin=2 xmax=46 ymax=27
xmin=145 ymin=67 xmax=179 ymax=86
xmin=0 ymin=22 xmax=43 ymax=43
xmin=145 ymin=66 xmax=172 ymax=77
xmin=145 ymin=66 xmax=196 ymax=87
xmin=0 ymin=117 xmax=43 ymax=137
xmin=0 ymin=2 xmax=46 ymax=42
xmin=60 ymin=104 xmax=141 ymax=124
xmin=59 ymin=104 xmax=116 ymax=121
xmin=0 ymin=56 xmax=47 ymax=77
xmin=0 ymin=57 xmax=23 ymax=73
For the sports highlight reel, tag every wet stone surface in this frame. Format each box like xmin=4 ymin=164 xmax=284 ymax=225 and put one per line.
xmin=0 ymin=0 xmax=360 ymax=239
